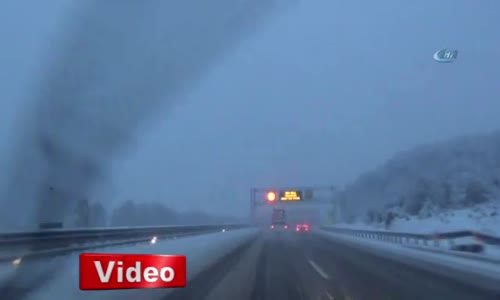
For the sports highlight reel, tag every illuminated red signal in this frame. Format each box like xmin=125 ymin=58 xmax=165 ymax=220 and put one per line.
xmin=267 ymin=191 xmax=277 ymax=202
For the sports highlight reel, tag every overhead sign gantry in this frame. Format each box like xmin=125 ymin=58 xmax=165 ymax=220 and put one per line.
xmin=249 ymin=185 xmax=337 ymax=224
xmin=264 ymin=189 xmax=309 ymax=204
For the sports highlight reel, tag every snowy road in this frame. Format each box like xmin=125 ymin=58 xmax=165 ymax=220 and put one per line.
xmin=163 ymin=231 xmax=500 ymax=300
xmin=2 ymin=228 xmax=498 ymax=300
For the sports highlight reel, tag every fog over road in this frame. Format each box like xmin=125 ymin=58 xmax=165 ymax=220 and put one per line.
xmin=0 ymin=0 xmax=293 ymax=230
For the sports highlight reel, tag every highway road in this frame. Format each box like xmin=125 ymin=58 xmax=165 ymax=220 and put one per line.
xmin=167 ymin=231 xmax=500 ymax=300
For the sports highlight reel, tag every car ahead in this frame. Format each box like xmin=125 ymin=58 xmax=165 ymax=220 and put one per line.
xmin=295 ymin=223 xmax=310 ymax=233
xmin=270 ymin=221 xmax=289 ymax=232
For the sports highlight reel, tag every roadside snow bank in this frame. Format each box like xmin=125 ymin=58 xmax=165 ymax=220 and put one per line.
xmin=337 ymin=201 xmax=500 ymax=236
xmin=15 ymin=228 xmax=258 ymax=300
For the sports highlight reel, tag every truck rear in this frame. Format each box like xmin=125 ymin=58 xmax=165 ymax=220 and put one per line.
xmin=270 ymin=208 xmax=289 ymax=232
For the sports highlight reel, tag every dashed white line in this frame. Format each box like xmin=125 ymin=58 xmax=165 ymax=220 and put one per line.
xmin=307 ymin=258 xmax=330 ymax=280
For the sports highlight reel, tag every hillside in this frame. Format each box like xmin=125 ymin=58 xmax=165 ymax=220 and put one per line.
xmin=337 ymin=130 xmax=500 ymax=233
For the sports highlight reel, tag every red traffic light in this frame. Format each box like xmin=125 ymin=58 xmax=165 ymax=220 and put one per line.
xmin=267 ymin=191 xmax=277 ymax=202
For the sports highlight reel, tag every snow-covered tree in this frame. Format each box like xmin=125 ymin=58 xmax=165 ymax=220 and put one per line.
xmin=337 ymin=130 xmax=500 ymax=220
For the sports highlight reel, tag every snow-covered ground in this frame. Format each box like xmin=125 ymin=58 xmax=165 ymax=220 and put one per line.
xmin=0 ymin=228 xmax=257 ymax=300
xmin=329 ymin=202 xmax=500 ymax=261
xmin=337 ymin=130 xmax=500 ymax=233
xmin=328 ymin=131 xmax=500 ymax=263
xmin=389 ymin=202 xmax=500 ymax=235
xmin=337 ymin=201 xmax=500 ymax=236
xmin=329 ymin=132 xmax=500 ymax=261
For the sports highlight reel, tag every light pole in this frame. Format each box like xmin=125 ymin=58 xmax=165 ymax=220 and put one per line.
xmin=249 ymin=188 xmax=256 ymax=224
xmin=330 ymin=185 xmax=342 ymax=224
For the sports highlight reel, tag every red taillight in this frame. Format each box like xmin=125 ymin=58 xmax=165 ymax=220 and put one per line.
xmin=271 ymin=225 xmax=275 ymax=229
xmin=295 ymin=224 xmax=310 ymax=232
xmin=284 ymin=225 xmax=288 ymax=229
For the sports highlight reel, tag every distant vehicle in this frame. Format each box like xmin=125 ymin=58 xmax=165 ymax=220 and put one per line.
xmin=270 ymin=208 xmax=289 ymax=232
xmin=270 ymin=221 xmax=289 ymax=232
xmin=295 ymin=223 xmax=310 ymax=233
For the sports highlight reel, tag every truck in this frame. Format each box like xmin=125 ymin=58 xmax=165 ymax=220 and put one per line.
xmin=270 ymin=208 xmax=289 ymax=232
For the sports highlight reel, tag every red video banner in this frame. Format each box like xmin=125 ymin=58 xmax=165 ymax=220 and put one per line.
xmin=80 ymin=253 xmax=187 ymax=290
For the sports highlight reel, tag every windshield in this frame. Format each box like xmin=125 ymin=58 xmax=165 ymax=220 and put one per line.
xmin=0 ymin=1 xmax=499 ymax=300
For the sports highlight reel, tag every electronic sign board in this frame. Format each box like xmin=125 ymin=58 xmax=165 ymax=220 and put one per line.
xmin=279 ymin=190 xmax=302 ymax=201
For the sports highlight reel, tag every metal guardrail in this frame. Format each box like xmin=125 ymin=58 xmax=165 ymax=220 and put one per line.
xmin=0 ymin=224 xmax=250 ymax=260
xmin=319 ymin=226 xmax=500 ymax=248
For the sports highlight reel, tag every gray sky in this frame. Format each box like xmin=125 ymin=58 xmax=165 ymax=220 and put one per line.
xmin=1 ymin=0 xmax=500 ymax=220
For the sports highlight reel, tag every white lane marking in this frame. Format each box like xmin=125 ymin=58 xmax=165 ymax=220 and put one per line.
xmin=307 ymin=258 xmax=330 ymax=280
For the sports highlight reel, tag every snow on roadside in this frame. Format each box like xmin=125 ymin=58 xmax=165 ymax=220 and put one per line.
xmin=391 ymin=202 xmax=500 ymax=236
xmin=315 ymin=230 xmax=500 ymax=282
xmin=13 ymin=228 xmax=258 ymax=300
xmin=330 ymin=202 xmax=500 ymax=261
xmin=336 ymin=201 xmax=500 ymax=236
